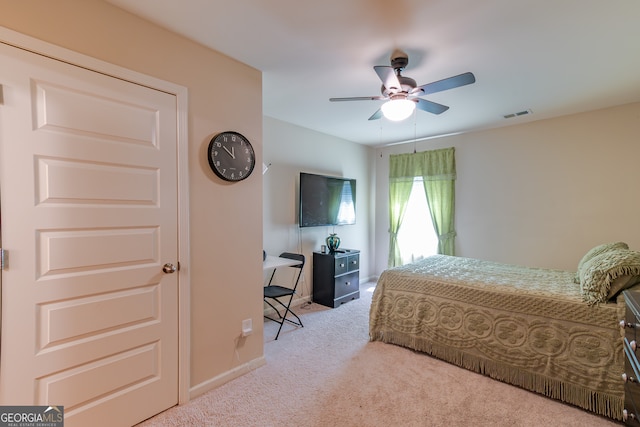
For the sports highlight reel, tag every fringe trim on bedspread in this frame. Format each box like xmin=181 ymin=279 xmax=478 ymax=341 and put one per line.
xmin=371 ymin=331 xmax=623 ymax=421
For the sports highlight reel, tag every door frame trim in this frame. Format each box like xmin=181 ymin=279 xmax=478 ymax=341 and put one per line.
xmin=0 ymin=26 xmax=192 ymax=404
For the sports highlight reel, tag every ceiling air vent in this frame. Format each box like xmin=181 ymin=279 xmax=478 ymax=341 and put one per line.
xmin=504 ymin=109 xmax=532 ymax=119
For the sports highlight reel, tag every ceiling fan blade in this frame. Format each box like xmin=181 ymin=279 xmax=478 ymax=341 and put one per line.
xmin=415 ymin=98 xmax=449 ymax=115
xmin=329 ymin=96 xmax=386 ymax=102
xmin=412 ymin=72 xmax=476 ymax=96
xmin=374 ymin=65 xmax=402 ymax=92
xmin=368 ymin=108 xmax=383 ymax=120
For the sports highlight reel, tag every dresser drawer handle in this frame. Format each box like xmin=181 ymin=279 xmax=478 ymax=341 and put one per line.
xmin=624 ymin=409 xmax=636 ymax=422
xmin=623 ymin=373 xmax=638 ymax=383
xmin=345 ymin=281 xmax=351 ymax=286
xmin=339 ymin=263 xmax=345 ymax=268
xmin=351 ymin=260 xmax=357 ymax=265
xmin=620 ymin=320 xmax=640 ymax=329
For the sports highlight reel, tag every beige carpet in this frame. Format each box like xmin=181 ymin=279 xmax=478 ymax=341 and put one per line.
xmin=138 ymin=283 xmax=618 ymax=426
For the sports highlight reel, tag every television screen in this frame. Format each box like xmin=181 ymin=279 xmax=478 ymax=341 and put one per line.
xmin=299 ymin=172 xmax=356 ymax=228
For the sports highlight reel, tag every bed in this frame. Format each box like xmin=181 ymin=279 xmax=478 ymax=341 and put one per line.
xmin=369 ymin=246 xmax=640 ymax=421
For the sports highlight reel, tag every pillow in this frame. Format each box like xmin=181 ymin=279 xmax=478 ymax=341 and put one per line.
xmin=580 ymin=248 xmax=640 ymax=304
xmin=607 ymin=275 xmax=640 ymax=300
xmin=574 ymin=241 xmax=629 ymax=283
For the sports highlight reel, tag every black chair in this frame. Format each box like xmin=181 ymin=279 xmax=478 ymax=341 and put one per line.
xmin=263 ymin=252 xmax=305 ymax=340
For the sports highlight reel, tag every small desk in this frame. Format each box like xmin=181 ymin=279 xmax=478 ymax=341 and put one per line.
xmin=263 ymin=255 xmax=303 ymax=271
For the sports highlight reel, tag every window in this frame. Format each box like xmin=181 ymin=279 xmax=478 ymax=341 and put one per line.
xmin=396 ymin=177 xmax=438 ymax=265
xmin=388 ymin=147 xmax=456 ymax=267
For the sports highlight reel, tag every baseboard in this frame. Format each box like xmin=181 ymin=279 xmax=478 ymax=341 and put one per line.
xmin=361 ymin=275 xmax=378 ymax=285
xmin=189 ymin=356 xmax=266 ymax=400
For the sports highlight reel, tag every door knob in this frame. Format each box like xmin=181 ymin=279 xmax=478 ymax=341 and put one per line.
xmin=162 ymin=263 xmax=177 ymax=274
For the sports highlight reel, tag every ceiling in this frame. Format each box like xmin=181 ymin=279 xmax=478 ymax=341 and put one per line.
xmin=105 ymin=0 xmax=640 ymax=146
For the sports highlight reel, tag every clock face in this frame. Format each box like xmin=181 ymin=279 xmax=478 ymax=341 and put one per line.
xmin=207 ymin=131 xmax=256 ymax=182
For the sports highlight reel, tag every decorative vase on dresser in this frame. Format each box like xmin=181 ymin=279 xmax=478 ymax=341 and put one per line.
xmin=326 ymin=233 xmax=341 ymax=252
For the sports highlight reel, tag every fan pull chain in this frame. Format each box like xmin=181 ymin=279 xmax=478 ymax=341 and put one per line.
xmin=413 ymin=109 xmax=417 ymax=153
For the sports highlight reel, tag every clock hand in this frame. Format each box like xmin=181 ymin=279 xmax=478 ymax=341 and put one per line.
xmin=223 ymin=146 xmax=235 ymax=159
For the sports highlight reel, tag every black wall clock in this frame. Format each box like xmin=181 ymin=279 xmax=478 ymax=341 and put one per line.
xmin=207 ymin=131 xmax=256 ymax=182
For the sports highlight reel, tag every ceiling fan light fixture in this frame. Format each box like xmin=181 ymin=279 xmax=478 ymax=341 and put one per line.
xmin=381 ymin=98 xmax=415 ymax=121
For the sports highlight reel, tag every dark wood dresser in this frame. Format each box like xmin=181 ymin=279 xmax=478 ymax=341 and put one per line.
xmin=312 ymin=249 xmax=360 ymax=308
xmin=622 ymin=289 xmax=640 ymax=424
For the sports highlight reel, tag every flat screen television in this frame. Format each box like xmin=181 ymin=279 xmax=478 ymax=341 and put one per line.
xmin=299 ymin=172 xmax=356 ymax=228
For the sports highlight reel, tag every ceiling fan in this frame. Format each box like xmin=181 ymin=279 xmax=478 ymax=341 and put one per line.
xmin=329 ymin=49 xmax=476 ymax=121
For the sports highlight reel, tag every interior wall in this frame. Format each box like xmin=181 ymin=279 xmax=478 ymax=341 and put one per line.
xmin=0 ymin=0 xmax=264 ymax=393
xmin=374 ymin=102 xmax=640 ymax=275
xmin=263 ymin=117 xmax=375 ymax=303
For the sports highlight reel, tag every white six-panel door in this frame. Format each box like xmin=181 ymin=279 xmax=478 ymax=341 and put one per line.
xmin=0 ymin=41 xmax=179 ymax=426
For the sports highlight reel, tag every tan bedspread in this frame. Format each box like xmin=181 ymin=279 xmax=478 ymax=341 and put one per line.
xmin=369 ymin=255 xmax=625 ymax=420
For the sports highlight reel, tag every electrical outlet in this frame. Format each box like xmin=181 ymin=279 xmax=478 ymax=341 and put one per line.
xmin=241 ymin=318 xmax=253 ymax=337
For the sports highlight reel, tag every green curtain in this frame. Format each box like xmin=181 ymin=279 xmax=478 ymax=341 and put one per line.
xmin=387 ymin=175 xmax=413 ymax=268
xmin=388 ymin=147 xmax=456 ymax=266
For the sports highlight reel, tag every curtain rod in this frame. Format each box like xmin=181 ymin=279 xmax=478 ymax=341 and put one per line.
xmin=380 ymin=131 xmax=464 ymax=148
